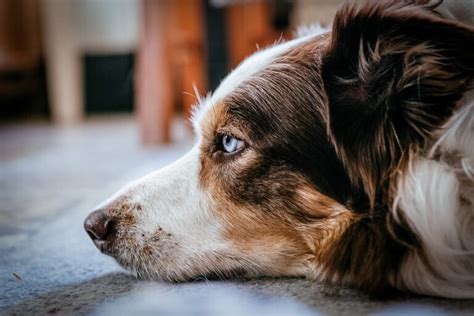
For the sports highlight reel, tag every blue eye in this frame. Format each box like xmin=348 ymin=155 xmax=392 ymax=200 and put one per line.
xmin=222 ymin=134 xmax=244 ymax=153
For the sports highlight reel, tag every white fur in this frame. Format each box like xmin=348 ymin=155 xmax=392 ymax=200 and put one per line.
xmin=394 ymin=92 xmax=474 ymax=298
xmin=295 ymin=24 xmax=329 ymax=38
xmin=430 ymin=90 xmax=474 ymax=159
xmin=128 ymin=146 xmax=218 ymax=242
xmin=100 ymin=146 xmax=237 ymax=280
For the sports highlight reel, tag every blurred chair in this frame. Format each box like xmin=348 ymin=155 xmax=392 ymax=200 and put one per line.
xmin=40 ymin=0 xmax=140 ymax=125
xmin=40 ymin=0 xmax=83 ymax=125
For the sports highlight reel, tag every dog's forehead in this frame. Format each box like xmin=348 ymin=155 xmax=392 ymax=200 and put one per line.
xmin=192 ymin=31 xmax=326 ymax=135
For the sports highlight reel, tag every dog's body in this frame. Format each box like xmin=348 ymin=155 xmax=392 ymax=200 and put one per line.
xmin=85 ymin=1 xmax=474 ymax=298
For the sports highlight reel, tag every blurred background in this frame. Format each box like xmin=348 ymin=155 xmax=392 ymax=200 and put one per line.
xmin=0 ymin=0 xmax=343 ymax=144
xmin=3 ymin=1 xmax=474 ymax=315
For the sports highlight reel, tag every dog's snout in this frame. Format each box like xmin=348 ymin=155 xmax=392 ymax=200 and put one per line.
xmin=84 ymin=210 xmax=114 ymax=242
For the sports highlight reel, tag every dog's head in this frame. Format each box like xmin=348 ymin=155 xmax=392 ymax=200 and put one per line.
xmin=84 ymin=1 xmax=473 ymax=293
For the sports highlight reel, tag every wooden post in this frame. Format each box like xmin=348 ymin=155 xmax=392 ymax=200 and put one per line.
xmin=136 ymin=0 xmax=174 ymax=144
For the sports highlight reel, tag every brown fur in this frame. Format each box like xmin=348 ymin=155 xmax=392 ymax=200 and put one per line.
xmin=194 ymin=0 xmax=474 ymax=292
xmin=196 ymin=32 xmax=406 ymax=289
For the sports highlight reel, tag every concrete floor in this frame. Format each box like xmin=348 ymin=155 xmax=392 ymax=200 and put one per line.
xmin=1 ymin=117 xmax=473 ymax=315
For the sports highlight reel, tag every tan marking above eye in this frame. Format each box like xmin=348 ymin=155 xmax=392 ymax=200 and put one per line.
xmin=198 ymin=101 xmax=254 ymax=159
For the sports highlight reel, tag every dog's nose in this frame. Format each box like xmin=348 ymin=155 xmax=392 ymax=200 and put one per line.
xmin=84 ymin=210 xmax=113 ymax=241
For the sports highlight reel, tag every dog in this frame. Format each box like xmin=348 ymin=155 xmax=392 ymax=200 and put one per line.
xmin=84 ymin=0 xmax=474 ymax=299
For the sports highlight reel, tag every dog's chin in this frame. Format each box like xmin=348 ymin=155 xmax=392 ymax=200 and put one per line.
xmin=107 ymin=249 xmax=249 ymax=283
xmin=123 ymin=263 xmax=249 ymax=283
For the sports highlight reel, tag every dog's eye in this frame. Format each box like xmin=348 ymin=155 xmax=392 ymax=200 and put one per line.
xmin=221 ymin=134 xmax=244 ymax=154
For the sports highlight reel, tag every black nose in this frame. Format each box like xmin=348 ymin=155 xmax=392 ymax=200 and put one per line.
xmin=84 ymin=210 xmax=113 ymax=242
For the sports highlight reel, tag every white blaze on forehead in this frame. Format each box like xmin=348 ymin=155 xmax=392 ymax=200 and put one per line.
xmin=192 ymin=30 xmax=327 ymax=133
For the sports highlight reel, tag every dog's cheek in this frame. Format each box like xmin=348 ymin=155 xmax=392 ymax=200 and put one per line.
xmin=200 ymin=170 xmax=299 ymax=274
xmin=207 ymin=169 xmax=343 ymax=276
xmin=219 ymin=202 xmax=313 ymax=276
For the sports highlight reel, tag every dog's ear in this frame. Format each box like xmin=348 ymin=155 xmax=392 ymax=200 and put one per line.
xmin=321 ymin=1 xmax=474 ymax=207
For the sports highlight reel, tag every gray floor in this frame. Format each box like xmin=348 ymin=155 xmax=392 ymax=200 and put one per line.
xmin=1 ymin=117 xmax=473 ymax=315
